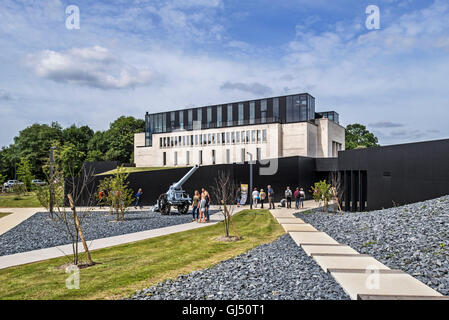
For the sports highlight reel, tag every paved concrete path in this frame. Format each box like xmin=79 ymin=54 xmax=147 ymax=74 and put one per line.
xmin=0 ymin=207 xmax=45 ymax=236
xmin=0 ymin=205 xmax=248 ymax=270
xmin=270 ymin=206 xmax=449 ymax=300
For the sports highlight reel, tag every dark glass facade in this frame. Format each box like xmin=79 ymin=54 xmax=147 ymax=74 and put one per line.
xmin=144 ymin=93 xmax=323 ymax=147
xmin=316 ymin=111 xmax=339 ymax=124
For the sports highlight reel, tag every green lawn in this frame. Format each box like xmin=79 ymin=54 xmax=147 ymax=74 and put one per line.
xmin=0 ymin=212 xmax=13 ymax=219
xmin=0 ymin=192 xmax=41 ymax=208
xmin=97 ymin=166 xmax=179 ymax=176
xmin=0 ymin=209 xmax=284 ymax=300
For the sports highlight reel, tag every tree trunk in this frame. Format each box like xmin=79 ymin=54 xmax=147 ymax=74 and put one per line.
xmin=67 ymin=194 xmax=93 ymax=265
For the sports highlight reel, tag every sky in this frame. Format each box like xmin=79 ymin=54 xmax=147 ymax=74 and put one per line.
xmin=0 ymin=0 xmax=448 ymax=147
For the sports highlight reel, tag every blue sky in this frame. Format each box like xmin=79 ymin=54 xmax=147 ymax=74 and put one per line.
xmin=0 ymin=0 xmax=448 ymax=147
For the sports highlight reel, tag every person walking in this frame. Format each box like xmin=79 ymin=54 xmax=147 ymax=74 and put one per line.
xmin=259 ymin=189 xmax=266 ymax=209
xmin=252 ymin=187 xmax=259 ymax=208
xmin=192 ymin=190 xmax=200 ymax=222
xmin=294 ymin=187 xmax=300 ymax=209
xmin=134 ymin=188 xmax=143 ymax=209
xmin=299 ymin=187 xmax=306 ymax=208
xmin=285 ymin=186 xmax=292 ymax=209
xmin=202 ymin=188 xmax=211 ymax=222
xmin=199 ymin=190 xmax=207 ymax=223
xmin=236 ymin=187 xmax=241 ymax=207
xmin=98 ymin=189 xmax=105 ymax=208
xmin=267 ymin=185 xmax=275 ymax=209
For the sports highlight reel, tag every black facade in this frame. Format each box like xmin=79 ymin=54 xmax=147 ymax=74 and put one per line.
xmin=337 ymin=138 xmax=449 ymax=211
xmin=144 ymin=93 xmax=327 ymax=147
xmin=78 ymin=138 xmax=449 ymax=211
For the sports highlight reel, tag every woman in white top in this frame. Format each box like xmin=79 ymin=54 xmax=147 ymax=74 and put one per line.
xmin=252 ymin=187 xmax=259 ymax=208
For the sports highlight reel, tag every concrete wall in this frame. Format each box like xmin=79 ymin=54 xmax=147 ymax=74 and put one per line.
xmin=135 ymin=120 xmax=346 ymax=167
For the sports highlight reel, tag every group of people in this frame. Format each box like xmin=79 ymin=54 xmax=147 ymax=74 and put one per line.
xmin=249 ymin=185 xmax=275 ymax=209
xmin=249 ymin=185 xmax=306 ymax=209
xmin=191 ymin=188 xmax=210 ymax=223
xmin=97 ymin=188 xmax=144 ymax=209
xmin=283 ymin=186 xmax=306 ymax=209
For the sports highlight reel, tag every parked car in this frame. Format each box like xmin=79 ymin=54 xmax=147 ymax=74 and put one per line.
xmin=31 ymin=179 xmax=47 ymax=186
xmin=5 ymin=180 xmax=24 ymax=188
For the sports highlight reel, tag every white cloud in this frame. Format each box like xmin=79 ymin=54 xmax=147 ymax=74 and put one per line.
xmin=26 ymin=46 xmax=156 ymax=90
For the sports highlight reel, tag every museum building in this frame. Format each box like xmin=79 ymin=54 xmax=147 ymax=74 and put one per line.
xmin=134 ymin=93 xmax=345 ymax=167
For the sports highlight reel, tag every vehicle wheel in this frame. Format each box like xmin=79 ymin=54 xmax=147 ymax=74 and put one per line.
xmin=158 ymin=194 xmax=171 ymax=215
xmin=177 ymin=202 xmax=189 ymax=215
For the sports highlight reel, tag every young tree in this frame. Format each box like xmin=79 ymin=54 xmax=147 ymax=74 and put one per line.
xmin=16 ymin=158 xmax=34 ymax=191
xmin=36 ymin=151 xmax=96 ymax=266
xmin=311 ymin=180 xmax=333 ymax=213
xmin=345 ymin=123 xmax=379 ymax=150
xmin=98 ymin=165 xmax=133 ymax=221
xmin=210 ymin=170 xmax=240 ymax=239
xmin=329 ymin=171 xmax=343 ymax=213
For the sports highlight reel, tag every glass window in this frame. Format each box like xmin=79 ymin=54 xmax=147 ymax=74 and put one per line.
xmin=286 ymin=96 xmax=293 ymax=123
xmin=236 ymin=131 xmax=240 ymax=143
xmin=207 ymin=107 xmax=212 ymax=128
xmin=217 ymin=105 xmax=222 ymax=127
xmin=294 ymin=95 xmax=301 ymax=121
xmin=257 ymin=130 xmax=261 ymax=142
xmin=212 ymin=150 xmax=216 ymax=165
xmin=238 ymin=103 xmax=244 ymax=125
xmin=231 ymin=132 xmax=235 ymax=144
xmin=226 ymin=132 xmax=230 ymax=143
xmin=222 ymin=132 xmax=225 ymax=144
xmin=227 ymin=104 xmax=233 ymax=126
xmin=256 ymin=148 xmax=261 ymax=161
xmin=195 ymin=135 xmax=198 ymax=145
xmin=162 ymin=113 xmax=167 ymax=132
xmin=308 ymin=96 xmax=315 ymax=120
xmin=262 ymin=129 xmax=267 ymax=142
xmin=249 ymin=101 xmax=255 ymax=124
xmin=251 ymin=130 xmax=256 ymax=142
xmin=246 ymin=131 xmax=250 ymax=143
xmin=273 ymin=98 xmax=279 ymax=121
xmin=217 ymin=132 xmax=221 ymax=144
xmin=195 ymin=108 xmax=202 ymax=130
xmin=212 ymin=133 xmax=216 ymax=144
xmin=188 ymin=109 xmax=193 ymax=129
xmin=203 ymin=134 xmax=207 ymax=145
xmin=242 ymin=131 xmax=246 ymax=143
xmin=261 ymin=99 xmax=267 ymax=123
xmin=179 ymin=111 xmax=184 ymax=130
xmin=170 ymin=112 xmax=176 ymax=130
xmin=208 ymin=133 xmax=211 ymax=145
xmin=199 ymin=134 xmax=202 ymax=145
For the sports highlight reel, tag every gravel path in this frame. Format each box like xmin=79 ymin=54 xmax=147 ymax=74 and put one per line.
xmin=0 ymin=210 xmax=217 ymax=256
xmin=295 ymin=196 xmax=449 ymax=296
xmin=131 ymin=234 xmax=349 ymax=300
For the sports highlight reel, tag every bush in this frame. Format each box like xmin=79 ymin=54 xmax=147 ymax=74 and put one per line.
xmin=310 ymin=180 xmax=332 ymax=212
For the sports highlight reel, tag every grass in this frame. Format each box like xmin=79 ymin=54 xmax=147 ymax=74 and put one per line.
xmin=0 ymin=192 xmax=41 ymax=208
xmin=0 ymin=209 xmax=284 ymax=300
xmin=97 ymin=166 xmax=179 ymax=176
xmin=0 ymin=212 xmax=13 ymax=219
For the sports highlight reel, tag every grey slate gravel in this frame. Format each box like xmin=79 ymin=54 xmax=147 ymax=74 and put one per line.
xmin=295 ymin=196 xmax=449 ymax=296
xmin=130 ymin=234 xmax=349 ymax=300
xmin=0 ymin=210 xmax=217 ymax=256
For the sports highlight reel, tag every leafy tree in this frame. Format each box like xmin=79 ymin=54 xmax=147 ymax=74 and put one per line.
xmin=59 ymin=142 xmax=86 ymax=177
xmin=98 ymin=165 xmax=133 ymax=221
xmin=13 ymin=122 xmax=63 ymax=178
xmin=62 ymin=125 xmax=94 ymax=155
xmin=345 ymin=124 xmax=379 ymax=150
xmin=16 ymin=158 xmax=34 ymax=191
xmin=0 ymin=146 xmax=15 ymax=180
xmin=103 ymin=116 xmax=145 ymax=163
xmin=311 ymin=180 xmax=332 ymax=212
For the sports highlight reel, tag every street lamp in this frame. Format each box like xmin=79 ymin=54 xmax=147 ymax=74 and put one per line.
xmin=247 ymin=152 xmax=253 ymax=210
xmin=49 ymin=147 xmax=56 ymax=214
